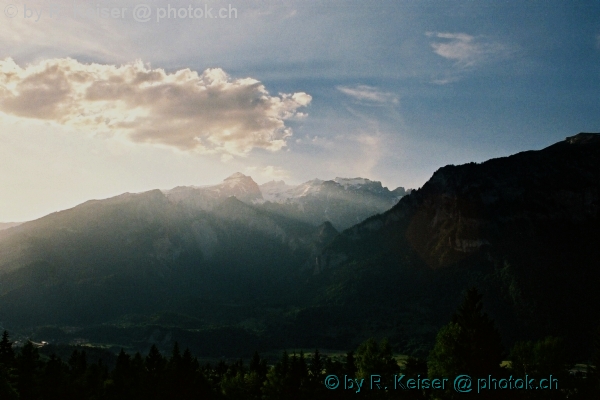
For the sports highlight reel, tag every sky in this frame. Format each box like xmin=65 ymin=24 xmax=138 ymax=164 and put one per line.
xmin=1 ymin=0 xmax=599 ymax=222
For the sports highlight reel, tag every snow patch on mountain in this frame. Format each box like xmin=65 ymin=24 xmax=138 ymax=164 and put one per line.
xmin=333 ymin=177 xmax=370 ymax=189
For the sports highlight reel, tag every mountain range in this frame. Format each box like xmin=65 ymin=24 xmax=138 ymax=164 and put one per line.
xmin=0 ymin=173 xmax=407 ymax=355
xmin=0 ymin=133 xmax=599 ymax=360
xmin=163 ymin=172 xmax=408 ymax=230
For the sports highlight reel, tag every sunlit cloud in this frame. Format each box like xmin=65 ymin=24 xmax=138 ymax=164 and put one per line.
xmin=0 ymin=58 xmax=312 ymax=156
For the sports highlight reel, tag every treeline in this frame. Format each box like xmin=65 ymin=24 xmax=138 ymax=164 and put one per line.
xmin=1 ymin=289 xmax=599 ymax=399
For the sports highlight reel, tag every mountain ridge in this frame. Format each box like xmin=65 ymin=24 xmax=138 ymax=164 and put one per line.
xmin=307 ymin=132 xmax=600 ymax=356
xmin=1 ymin=133 xmax=598 ymax=358
xmin=159 ymin=172 xmax=409 ymax=230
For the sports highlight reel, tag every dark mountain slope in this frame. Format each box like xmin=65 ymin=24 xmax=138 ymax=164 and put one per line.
xmin=0 ymin=190 xmax=327 ymax=328
xmin=310 ymin=133 xmax=600 ymax=356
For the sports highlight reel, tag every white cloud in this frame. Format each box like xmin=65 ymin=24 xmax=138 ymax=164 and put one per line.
xmin=244 ymin=165 xmax=290 ymax=181
xmin=426 ymin=31 xmax=509 ymax=68
xmin=337 ymin=85 xmax=398 ymax=104
xmin=0 ymin=58 xmax=311 ymax=156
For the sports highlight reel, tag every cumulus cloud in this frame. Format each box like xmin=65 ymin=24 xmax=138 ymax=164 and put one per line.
xmin=0 ymin=58 xmax=311 ymax=156
xmin=426 ymin=32 xmax=508 ymax=68
xmin=337 ymin=85 xmax=398 ymax=104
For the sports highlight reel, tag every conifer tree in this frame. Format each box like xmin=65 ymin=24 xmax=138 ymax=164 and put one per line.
xmin=429 ymin=288 xmax=504 ymax=380
xmin=107 ymin=349 xmax=133 ymax=399
xmin=145 ymin=344 xmax=165 ymax=376
xmin=345 ymin=351 xmax=357 ymax=377
xmin=0 ymin=331 xmax=15 ymax=368
xmin=145 ymin=345 xmax=166 ymax=399
xmin=263 ymin=351 xmax=294 ymax=399
xmin=42 ymin=354 xmax=69 ymax=400
xmin=355 ymin=338 xmax=399 ymax=380
xmin=16 ymin=341 xmax=41 ymax=400
xmin=0 ymin=332 xmax=17 ymax=400
xmin=170 ymin=342 xmax=182 ymax=367
xmin=309 ymin=349 xmax=324 ymax=383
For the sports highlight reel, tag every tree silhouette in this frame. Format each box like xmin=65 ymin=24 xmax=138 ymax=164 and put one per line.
xmin=428 ymin=288 xmax=504 ymax=399
xmin=355 ymin=338 xmax=399 ymax=380
xmin=0 ymin=331 xmax=15 ymax=368
xmin=16 ymin=341 xmax=41 ymax=400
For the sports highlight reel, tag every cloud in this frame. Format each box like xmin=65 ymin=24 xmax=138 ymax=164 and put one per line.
xmin=244 ymin=165 xmax=290 ymax=181
xmin=426 ymin=32 xmax=508 ymax=68
xmin=0 ymin=58 xmax=311 ymax=156
xmin=306 ymin=131 xmax=384 ymax=178
xmin=337 ymin=85 xmax=398 ymax=104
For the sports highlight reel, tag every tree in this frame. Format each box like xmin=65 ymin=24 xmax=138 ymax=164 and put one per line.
xmin=249 ymin=351 xmax=267 ymax=379
xmin=145 ymin=344 xmax=165 ymax=377
xmin=355 ymin=338 xmax=399 ymax=380
xmin=41 ymin=354 xmax=69 ymax=400
xmin=428 ymin=288 xmax=504 ymax=399
xmin=246 ymin=351 xmax=268 ymax=400
xmin=403 ymin=357 xmax=429 ymax=400
xmin=263 ymin=350 xmax=312 ymax=399
xmin=289 ymin=351 xmax=309 ymax=392
xmin=429 ymin=288 xmax=503 ymax=376
xmin=0 ymin=372 xmax=18 ymax=400
xmin=145 ymin=345 xmax=166 ymax=399
xmin=263 ymin=351 xmax=290 ymax=399
xmin=16 ymin=341 xmax=41 ymax=400
xmin=0 ymin=331 xmax=17 ymax=400
xmin=345 ymin=351 xmax=357 ymax=378
xmin=309 ymin=349 xmax=324 ymax=384
xmin=508 ymin=337 xmax=570 ymax=399
xmin=428 ymin=323 xmax=465 ymax=379
xmin=0 ymin=331 xmax=15 ymax=368
xmin=169 ymin=342 xmax=182 ymax=368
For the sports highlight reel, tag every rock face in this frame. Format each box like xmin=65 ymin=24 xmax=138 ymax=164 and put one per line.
xmin=312 ymin=133 xmax=600 ymax=355
xmin=257 ymin=177 xmax=409 ymax=230
xmin=163 ymin=173 xmax=410 ymax=231
xmin=320 ymin=132 xmax=600 ymax=270
xmin=163 ymin=173 xmax=263 ymax=210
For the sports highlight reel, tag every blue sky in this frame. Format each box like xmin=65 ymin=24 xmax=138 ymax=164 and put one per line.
xmin=1 ymin=0 xmax=599 ymax=221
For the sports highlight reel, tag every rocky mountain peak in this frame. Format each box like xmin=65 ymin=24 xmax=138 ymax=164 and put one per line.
xmin=212 ymin=172 xmax=262 ymax=201
xmin=224 ymin=172 xmax=250 ymax=181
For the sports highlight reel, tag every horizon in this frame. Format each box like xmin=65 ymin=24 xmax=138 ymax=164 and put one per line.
xmin=4 ymin=131 xmax=593 ymax=225
xmin=0 ymin=169 xmax=410 ymax=224
xmin=1 ymin=0 xmax=599 ymax=222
